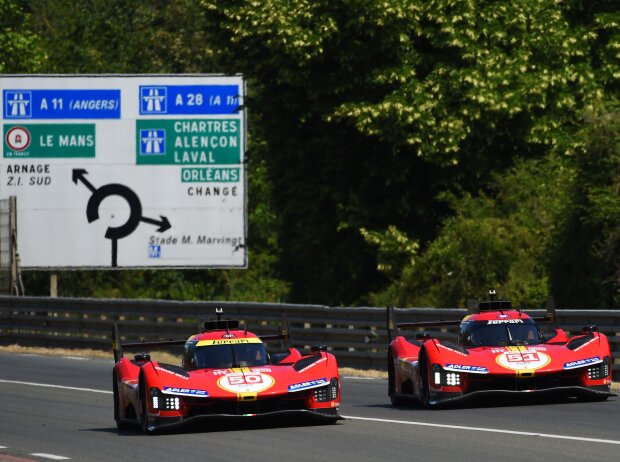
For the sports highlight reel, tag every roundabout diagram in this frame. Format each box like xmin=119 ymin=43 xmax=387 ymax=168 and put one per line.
xmin=72 ymin=168 xmax=171 ymax=267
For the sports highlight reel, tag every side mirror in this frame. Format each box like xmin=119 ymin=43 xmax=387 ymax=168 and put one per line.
xmin=311 ymin=344 xmax=327 ymax=353
xmin=581 ymin=325 xmax=598 ymax=334
xmin=415 ymin=332 xmax=431 ymax=341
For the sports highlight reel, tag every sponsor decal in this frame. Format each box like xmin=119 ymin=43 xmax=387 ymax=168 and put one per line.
xmin=298 ymin=356 xmax=327 ymax=373
xmin=487 ymin=319 xmax=524 ymax=324
xmin=437 ymin=343 xmax=468 ymax=356
xmin=197 ymin=337 xmax=262 ymax=346
xmin=155 ymin=366 xmax=189 ymax=380
xmin=573 ymin=337 xmax=597 ymax=352
xmin=491 ymin=346 xmax=547 ymax=353
xmin=288 ymin=378 xmax=329 ymax=392
xmin=212 ymin=367 xmax=272 ymax=375
xmin=217 ymin=372 xmax=275 ymax=393
xmin=496 ymin=349 xmax=551 ymax=371
xmin=444 ymin=364 xmax=488 ymax=374
xmin=564 ymin=356 xmax=601 ymax=370
xmin=163 ymin=386 xmax=209 ymax=397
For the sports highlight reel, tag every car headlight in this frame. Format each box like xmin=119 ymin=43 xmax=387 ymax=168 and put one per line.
xmin=313 ymin=378 xmax=338 ymax=402
xmin=587 ymin=356 xmax=611 ymax=380
xmin=150 ymin=388 xmax=181 ymax=410
xmin=432 ymin=364 xmax=461 ymax=386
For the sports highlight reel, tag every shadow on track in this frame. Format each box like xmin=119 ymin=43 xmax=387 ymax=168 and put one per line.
xmin=354 ymin=393 xmax=612 ymax=411
xmin=84 ymin=414 xmax=342 ymax=436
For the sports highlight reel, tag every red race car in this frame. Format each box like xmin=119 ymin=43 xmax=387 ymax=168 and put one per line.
xmin=387 ymin=291 xmax=615 ymax=407
xmin=112 ymin=310 xmax=341 ymax=433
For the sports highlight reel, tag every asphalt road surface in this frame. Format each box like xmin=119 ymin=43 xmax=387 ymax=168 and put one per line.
xmin=0 ymin=352 xmax=618 ymax=462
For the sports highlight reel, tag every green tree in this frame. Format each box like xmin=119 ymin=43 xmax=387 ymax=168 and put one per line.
xmin=199 ymin=0 xmax=619 ymax=304
xmin=29 ymin=0 xmax=215 ymax=73
xmin=550 ymin=106 xmax=620 ymax=308
xmin=363 ymin=154 xmax=573 ymax=308
xmin=20 ymin=0 xmax=620 ymax=307
xmin=0 ymin=0 xmax=43 ymax=72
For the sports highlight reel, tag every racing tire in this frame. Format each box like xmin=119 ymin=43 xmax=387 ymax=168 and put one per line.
xmin=113 ymin=372 xmax=133 ymax=431
xmin=418 ymin=351 xmax=432 ymax=409
xmin=388 ymin=350 xmax=406 ymax=406
xmin=139 ymin=376 xmax=156 ymax=435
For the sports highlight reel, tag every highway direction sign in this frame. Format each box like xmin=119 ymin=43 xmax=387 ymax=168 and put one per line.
xmin=0 ymin=75 xmax=246 ymax=269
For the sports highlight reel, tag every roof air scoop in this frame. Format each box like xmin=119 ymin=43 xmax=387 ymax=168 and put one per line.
xmin=478 ymin=290 xmax=512 ymax=312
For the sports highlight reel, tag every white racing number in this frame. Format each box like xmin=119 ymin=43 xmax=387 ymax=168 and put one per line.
xmin=217 ymin=372 xmax=275 ymax=393
xmin=496 ymin=350 xmax=551 ymax=371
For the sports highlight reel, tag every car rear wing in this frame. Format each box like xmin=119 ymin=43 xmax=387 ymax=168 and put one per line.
xmin=385 ymin=296 xmax=558 ymax=342
xmin=112 ymin=312 xmax=294 ymax=363
xmin=112 ymin=324 xmax=186 ymax=363
xmin=529 ymin=296 xmax=557 ymax=325
xmin=259 ymin=313 xmax=293 ymax=351
xmin=386 ymin=305 xmax=461 ymax=342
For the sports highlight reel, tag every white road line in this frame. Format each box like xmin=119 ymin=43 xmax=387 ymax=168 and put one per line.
xmin=0 ymin=379 xmax=112 ymax=395
xmin=2 ymin=378 xmax=618 ymax=446
xmin=343 ymin=415 xmax=620 ymax=445
xmin=0 ymin=446 xmax=7 ymax=449
xmin=30 ymin=453 xmax=70 ymax=460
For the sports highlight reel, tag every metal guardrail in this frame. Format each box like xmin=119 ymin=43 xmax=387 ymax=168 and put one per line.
xmin=0 ymin=296 xmax=618 ymax=374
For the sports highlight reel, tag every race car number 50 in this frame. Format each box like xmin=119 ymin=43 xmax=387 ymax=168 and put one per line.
xmin=217 ymin=373 xmax=275 ymax=393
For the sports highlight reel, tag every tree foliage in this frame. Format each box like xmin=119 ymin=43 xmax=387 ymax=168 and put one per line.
xmin=549 ymin=106 xmax=620 ymax=307
xmin=363 ymin=153 xmax=573 ymax=308
xmin=0 ymin=0 xmax=44 ymax=72
xmin=197 ymin=0 xmax=620 ymax=305
xmin=11 ymin=0 xmax=620 ymax=307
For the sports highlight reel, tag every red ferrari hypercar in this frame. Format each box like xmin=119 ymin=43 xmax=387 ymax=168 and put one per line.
xmin=112 ymin=311 xmax=341 ymax=433
xmin=387 ymin=292 xmax=614 ymax=407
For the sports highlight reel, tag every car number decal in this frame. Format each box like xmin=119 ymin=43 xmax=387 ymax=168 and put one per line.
xmin=217 ymin=372 xmax=275 ymax=393
xmin=496 ymin=350 xmax=551 ymax=371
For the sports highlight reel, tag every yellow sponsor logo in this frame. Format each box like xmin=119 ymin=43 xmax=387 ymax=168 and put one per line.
xmin=516 ymin=369 xmax=536 ymax=378
xmin=197 ymin=337 xmax=262 ymax=346
xmin=237 ymin=392 xmax=257 ymax=401
xmin=506 ymin=346 xmax=528 ymax=352
xmin=230 ymin=367 xmax=252 ymax=374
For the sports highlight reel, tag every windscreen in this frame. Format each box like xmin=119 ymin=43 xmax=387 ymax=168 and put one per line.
xmin=459 ymin=319 xmax=540 ymax=347
xmin=193 ymin=343 xmax=269 ymax=369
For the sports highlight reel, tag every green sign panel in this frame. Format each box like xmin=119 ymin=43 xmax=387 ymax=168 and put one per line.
xmin=136 ymin=119 xmax=241 ymax=165
xmin=181 ymin=167 xmax=240 ymax=182
xmin=3 ymin=123 xmax=96 ymax=158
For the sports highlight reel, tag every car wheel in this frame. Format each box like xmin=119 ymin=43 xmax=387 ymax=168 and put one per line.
xmin=139 ymin=377 xmax=156 ymax=434
xmin=388 ymin=350 xmax=405 ymax=406
xmin=113 ymin=372 xmax=132 ymax=431
xmin=419 ymin=352 xmax=432 ymax=409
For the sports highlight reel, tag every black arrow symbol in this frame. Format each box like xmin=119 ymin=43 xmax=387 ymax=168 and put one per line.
xmin=86 ymin=183 xmax=142 ymax=240
xmin=73 ymin=169 xmax=173 ymax=266
xmin=72 ymin=168 xmax=96 ymax=193
xmin=141 ymin=215 xmax=171 ymax=233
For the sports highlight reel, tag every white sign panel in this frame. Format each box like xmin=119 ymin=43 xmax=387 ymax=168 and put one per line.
xmin=0 ymin=75 xmax=246 ymax=268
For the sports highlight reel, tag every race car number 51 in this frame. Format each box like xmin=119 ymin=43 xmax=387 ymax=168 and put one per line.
xmin=496 ymin=351 xmax=551 ymax=371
